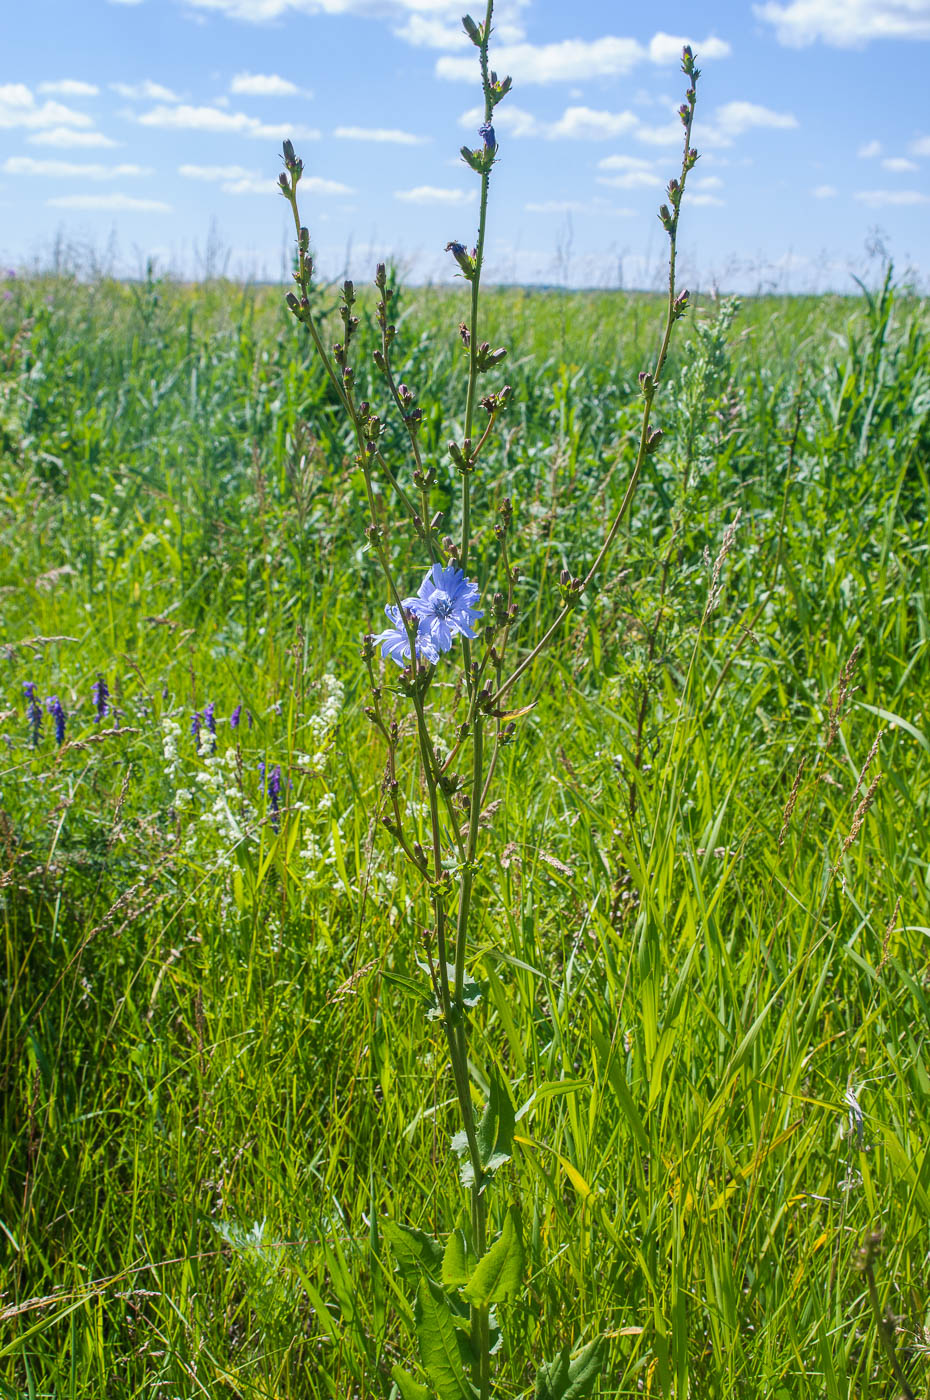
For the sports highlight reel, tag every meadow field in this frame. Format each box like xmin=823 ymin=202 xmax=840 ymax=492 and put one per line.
xmin=1 ymin=262 xmax=929 ymax=1398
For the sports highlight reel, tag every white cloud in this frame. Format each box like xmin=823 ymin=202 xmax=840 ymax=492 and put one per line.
xmin=710 ymin=101 xmax=798 ymax=140
xmin=633 ymin=120 xmax=683 ymax=146
xmin=548 ymin=106 xmax=638 ymax=140
xmin=525 ymin=198 xmax=634 ymax=216
xmin=394 ymin=14 xmax=470 ymax=48
xmin=693 ymin=173 xmax=723 ymax=189
xmin=598 ymin=154 xmax=655 ymax=172
xmin=333 ymin=125 xmax=429 ymax=145
xmin=394 ymin=185 xmax=476 ymax=204
xmin=459 ymin=103 xmax=636 ymax=141
xmin=4 ymin=157 xmax=150 ymax=179
xmin=28 ymin=127 xmax=118 ymax=148
xmin=438 ymin=28 xmax=730 ymax=84
xmin=812 ymin=183 xmax=837 ymax=197
xmin=438 ymin=37 xmax=647 ymax=84
xmin=597 ymin=170 xmax=663 ymax=189
xmin=46 ymin=194 xmax=171 ymax=211
xmin=459 ymin=103 xmax=541 ymax=137
xmin=854 ymin=188 xmax=930 ymax=206
xmin=755 ymin=0 xmax=930 ymax=47
xmin=911 ymin=135 xmax=930 ymax=155
xmin=111 ymin=81 xmax=182 ymax=102
xmin=882 ymin=156 xmax=918 ymax=172
xmin=0 ymin=84 xmax=93 ymax=130
xmin=137 ymin=103 xmax=319 ymax=140
xmin=230 ymin=72 xmax=301 ymax=97
xmin=223 ymin=173 xmax=352 ymax=194
xmin=647 ymin=32 xmax=732 ymax=62
xmin=689 ymin=193 xmax=724 ymax=205
xmin=179 ymin=163 xmax=258 ymax=180
xmin=858 ymin=139 xmax=882 ymax=158
xmin=38 ymin=80 xmax=99 ymax=98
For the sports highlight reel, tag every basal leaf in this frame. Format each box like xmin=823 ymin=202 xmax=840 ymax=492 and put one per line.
xmin=391 ymin=1365 xmax=434 ymax=1400
xmin=416 ymin=1277 xmax=477 ymax=1400
xmin=476 ymin=1073 xmax=515 ymax=1177
xmin=535 ymin=1338 xmax=603 ymax=1400
xmin=462 ymin=1205 xmax=523 ymax=1309
xmin=384 ymin=1220 xmax=443 ymax=1284
xmin=442 ymin=1228 xmax=469 ymax=1289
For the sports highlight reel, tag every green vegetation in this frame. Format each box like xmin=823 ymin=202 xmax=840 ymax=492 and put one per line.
xmin=1 ymin=265 xmax=928 ymax=1397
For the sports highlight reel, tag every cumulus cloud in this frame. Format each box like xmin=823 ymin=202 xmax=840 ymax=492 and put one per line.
xmin=137 ymin=103 xmax=319 ymax=140
xmin=882 ymin=156 xmax=918 ymax=172
xmin=812 ymin=184 xmax=837 ymax=197
xmin=111 ymin=80 xmax=182 ymax=102
xmin=459 ymin=103 xmax=636 ymax=141
xmin=755 ymin=0 xmax=930 ymax=46
xmin=230 ymin=72 xmax=302 ymax=96
xmin=438 ymin=30 xmax=729 ymax=83
xmin=692 ymin=174 xmax=724 ymax=189
xmin=38 ymin=80 xmax=99 ymax=97
xmin=28 ymin=127 xmax=118 ymax=148
xmin=524 ymin=198 xmax=634 ymax=216
xmin=598 ymin=170 xmax=663 ymax=189
xmin=854 ymin=188 xmax=929 ymax=206
xmin=707 ymin=100 xmax=798 ymax=142
xmin=179 ymin=163 xmax=258 ymax=179
xmin=4 ymin=157 xmax=150 ymax=179
xmin=548 ymin=107 xmax=639 ymax=139
xmin=333 ymin=125 xmax=429 ymax=144
xmin=647 ymin=32 xmax=731 ymax=62
xmin=438 ymin=37 xmax=643 ymax=84
xmin=0 ymin=84 xmax=93 ymax=130
xmin=223 ymin=173 xmax=352 ymax=194
xmin=689 ymin=193 xmax=725 ymax=206
xmin=858 ymin=139 xmax=882 ymax=158
xmin=910 ymin=135 xmax=930 ymax=155
xmin=394 ymin=185 xmax=476 ymax=204
xmin=46 ymin=193 xmax=171 ymax=210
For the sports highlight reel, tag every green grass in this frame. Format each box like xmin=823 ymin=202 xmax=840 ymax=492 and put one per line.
xmin=1 ymin=267 xmax=928 ymax=1398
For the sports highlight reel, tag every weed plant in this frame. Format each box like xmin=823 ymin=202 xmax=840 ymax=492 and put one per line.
xmin=0 ymin=20 xmax=929 ymax=1397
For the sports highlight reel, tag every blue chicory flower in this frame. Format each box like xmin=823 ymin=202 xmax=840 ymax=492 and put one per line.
xmin=23 ymin=682 xmax=42 ymax=746
xmin=406 ymin=562 xmax=483 ymax=652
xmin=45 ymin=695 xmax=66 ymax=746
xmin=478 ymin=121 xmax=496 ymax=152
xmin=372 ymin=604 xmax=440 ymax=668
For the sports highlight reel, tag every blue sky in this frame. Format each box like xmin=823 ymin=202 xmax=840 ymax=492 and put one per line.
xmin=3 ymin=0 xmax=930 ymax=290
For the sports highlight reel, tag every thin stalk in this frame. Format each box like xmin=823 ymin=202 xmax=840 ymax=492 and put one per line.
xmin=460 ymin=0 xmax=495 ymax=572
xmin=489 ymin=84 xmax=699 ymax=708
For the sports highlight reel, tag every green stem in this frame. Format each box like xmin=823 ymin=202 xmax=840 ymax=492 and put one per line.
xmin=460 ymin=0 xmax=495 ymax=572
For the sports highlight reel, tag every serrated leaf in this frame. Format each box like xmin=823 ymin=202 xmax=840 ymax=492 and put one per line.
xmin=442 ymin=1229 xmax=469 ymax=1289
xmin=477 ymin=1073 xmax=515 ymax=1176
xmin=416 ymin=1277 xmax=477 ymax=1400
xmin=392 ymin=1365 xmax=434 ymax=1400
xmin=462 ymin=1206 xmax=523 ymax=1308
xmin=535 ymin=1338 xmax=603 ymax=1400
xmin=384 ymin=1220 xmax=443 ymax=1284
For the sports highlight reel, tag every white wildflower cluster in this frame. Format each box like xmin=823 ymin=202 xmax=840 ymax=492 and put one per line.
xmin=182 ymin=747 xmax=256 ymax=871
xmin=161 ymin=716 xmax=182 ymax=783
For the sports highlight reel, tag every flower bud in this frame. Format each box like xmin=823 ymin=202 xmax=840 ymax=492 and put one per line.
xmin=277 ymin=171 xmax=290 ymax=193
xmin=646 ymin=428 xmax=664 ymax=454
xmin=461 ymin=13 xmax=482 ymax=44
